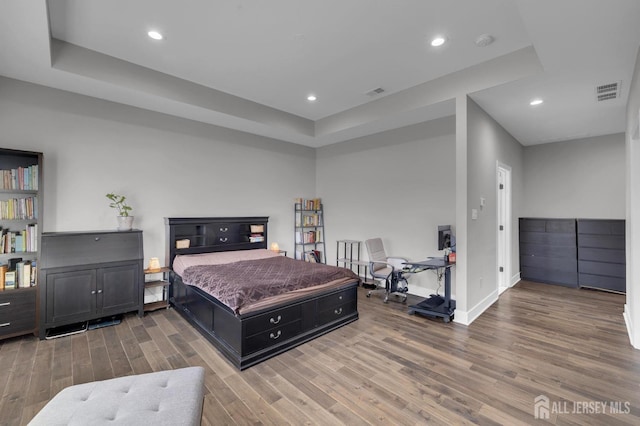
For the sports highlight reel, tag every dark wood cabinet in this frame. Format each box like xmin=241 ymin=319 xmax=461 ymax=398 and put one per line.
xmin=0 ymin=287 xmax=36 ymax=339
xmin=39 ymin=230 xmax=143 ymax=338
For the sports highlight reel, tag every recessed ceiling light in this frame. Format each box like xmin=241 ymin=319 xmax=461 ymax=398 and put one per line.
xmin=530 ymin=99 xmax=544 ymax=106
xmin=430 ymin=36 xmax=446 ymax=47
xmin=307 ymin=95 xmax=317 ymax=101
xmin=148 ymin=30 xmax=163 ymax=40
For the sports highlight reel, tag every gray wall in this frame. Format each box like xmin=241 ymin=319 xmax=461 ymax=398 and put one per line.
xmin=0 ymin=77 xmax=316 ymax=265
xmin=316 ymin=116 xmax=456 ymax=297
xmin=523 ymin=133 xmax=626 ymax=219
xmin=465 ymin=97 xmax=524 ymax=316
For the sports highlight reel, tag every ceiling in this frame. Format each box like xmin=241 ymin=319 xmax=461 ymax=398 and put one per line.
xmin=1 ymin=0 xmax=639 ymax=148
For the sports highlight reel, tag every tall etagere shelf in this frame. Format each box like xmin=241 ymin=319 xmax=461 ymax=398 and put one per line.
xmin=0 ymin=148 xmax=42 ymax=340
xmin=294 ymin=198 xmax=326 ymax=263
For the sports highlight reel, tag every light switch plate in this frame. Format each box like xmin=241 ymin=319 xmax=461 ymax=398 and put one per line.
xmin=471 ymin=209 xmax=478 ymax=220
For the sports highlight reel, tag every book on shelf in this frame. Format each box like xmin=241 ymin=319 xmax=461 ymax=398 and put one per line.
xmin=4 ymin=271 xmax=15 ymax=290
xmin=0 ymin=224 xmax=37 ymax=253
xmin=16 ymin=261 xmax=27 ymax=288
xmin=303 ymin=250 xmax=322 ymax=263
xmin=294 ymin=197 xmax=322 ymax=211
xmin=295 ymin=230 xmax=322 ymax=244
xmin=30 ymin=260 xmax=37 ymax=286
xmin=1 ymin=164 xmax=38 ymax=191
xmin=249 ymin=234 xmax=264 ymax=243
xmin=0 ymin=265 xmax=5 ymax=290
xmin=0 ymin=196 xmax=37 ymax=220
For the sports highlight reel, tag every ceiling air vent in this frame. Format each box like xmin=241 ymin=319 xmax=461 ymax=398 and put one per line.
xmin=595 ymin=81 xmax=621 ymax=102
xmin=365 ymin=87 xmax=385 ymax=97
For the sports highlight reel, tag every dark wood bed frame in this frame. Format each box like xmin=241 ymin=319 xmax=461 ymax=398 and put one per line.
xmin=165 ymin=217 xmax=359 ymax=370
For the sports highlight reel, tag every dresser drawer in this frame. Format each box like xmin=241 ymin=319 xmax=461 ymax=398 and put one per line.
xmin=316 ymin=287 xmax=357 ymax=311
xmin=244 ymin=303 xmax=302 ymax=337
xmin=0 ymin=288 xmax=36 ymax=337
xmin=41 ymin=231 xmax=143 ymax=268
xmin=317 ymin=299 xmax=357 ymax=325
xmin=244 ymin=319 xmax=302 ymax=355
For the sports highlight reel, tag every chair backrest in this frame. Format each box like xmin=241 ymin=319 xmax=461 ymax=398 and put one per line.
xmin=365 ymin=238 xmax=387 ymax=272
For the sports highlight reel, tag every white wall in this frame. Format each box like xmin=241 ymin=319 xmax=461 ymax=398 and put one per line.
xmin=316 ymin=116 xmax=456 ymax=297
xmin=463 ymin=97 xmax=524 ymax=323
xmin=523 ymin=133 xmax=626 ymax=219
xmin=625 ymin=46 xmax=640 ymax=349
xmin=0 ymin=77 xmax=316 ymax=265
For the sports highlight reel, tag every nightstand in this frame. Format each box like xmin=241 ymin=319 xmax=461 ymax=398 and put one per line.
xmin=144 ymin=266 xmax=170 ymax=312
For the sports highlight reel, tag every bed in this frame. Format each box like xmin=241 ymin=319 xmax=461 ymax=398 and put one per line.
xmin=165 ymin=217 xmax=360 ymax=370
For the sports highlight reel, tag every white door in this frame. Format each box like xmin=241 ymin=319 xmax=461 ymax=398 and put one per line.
xmin=497 ymin=164 xmax=511 ymax=294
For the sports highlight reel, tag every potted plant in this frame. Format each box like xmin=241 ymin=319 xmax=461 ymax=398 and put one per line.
xmin=106 ymin=193 xmax=134 ymax=231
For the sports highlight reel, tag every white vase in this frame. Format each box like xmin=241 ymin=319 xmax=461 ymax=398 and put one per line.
xmin=117 ymin=216 xmax=134 ymax=231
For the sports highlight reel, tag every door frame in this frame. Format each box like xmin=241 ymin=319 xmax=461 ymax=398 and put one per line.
xmin=497 ymin=162 xmax=512 ymax=294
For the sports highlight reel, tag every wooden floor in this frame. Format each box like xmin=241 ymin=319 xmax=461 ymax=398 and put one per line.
xmin=1 ymin=281 xmax=639 ymax=425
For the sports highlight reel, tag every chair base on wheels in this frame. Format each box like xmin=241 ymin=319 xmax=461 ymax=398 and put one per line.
xmin=366 ymin=273 xmax=409 ymax=303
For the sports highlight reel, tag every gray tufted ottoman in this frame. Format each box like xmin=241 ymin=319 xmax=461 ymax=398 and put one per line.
xmin=29 ymin=366 xmax=205 ymax=426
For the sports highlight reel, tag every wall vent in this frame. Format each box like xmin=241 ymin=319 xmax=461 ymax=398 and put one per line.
xmin=365 ymin=87 xmax=385 ymax=97
xmin=595 ymin=81 xmax=621 ymax=102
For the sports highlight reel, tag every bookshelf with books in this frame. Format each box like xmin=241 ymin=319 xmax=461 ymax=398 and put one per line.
xmin=294 ymin=198 xmax=326 ymax=263
xmin=0 ymin=148 xmax=42 ymax=340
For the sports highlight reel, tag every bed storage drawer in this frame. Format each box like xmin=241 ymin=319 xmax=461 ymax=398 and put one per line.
xmin=244 ymin=304 xmax=302 ymax=337
xmin=244 ymin=320 xmax=303 ymax=354
xmin=317 ymin=299 xmax=357 ymax=325
xmin=316 ymin=286 xmax=357 ymax=311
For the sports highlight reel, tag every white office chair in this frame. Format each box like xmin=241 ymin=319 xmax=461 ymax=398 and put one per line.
xmin=364 ymin=238 xmax=409 ymax=303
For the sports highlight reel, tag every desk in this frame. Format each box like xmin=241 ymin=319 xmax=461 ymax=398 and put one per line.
xmin=403 ymin=258 xmax=455 ymax=322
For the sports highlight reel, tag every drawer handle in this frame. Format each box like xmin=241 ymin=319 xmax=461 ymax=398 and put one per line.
xmin=219 ymin=237 xmax=228 ymax=243
xmin=338 ymin=295 xmax=343 ymax=300
xmin=0 ymin=322 xmax=10 ymax=328
xmin=269 ymin=330 xmax=281 ymax=340
xmin=91 ymin=290 xmax=96 ymax=295
xmin=220 ymin=227 xmax=229 ymax=232
xmin=95 ymin=237 xmax=100 ymax=241
xmin=334 ymin=307 xmax=343 ymax=315
xmin=97 ymin=289 xmax=103 ymax=294
xmin=270 ymin=315 xmax=282 ymax=325
xmin=0 ymin=302 xmax=10 ymax=307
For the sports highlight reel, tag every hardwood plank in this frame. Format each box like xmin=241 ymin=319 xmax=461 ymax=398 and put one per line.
xmin=5 ymin=281 xmax=640 ymax=426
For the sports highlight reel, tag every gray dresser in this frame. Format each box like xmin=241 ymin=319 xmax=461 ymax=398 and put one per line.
xmin=39 ymin=230 xmax=143 ymax=338
xmin=519 ymin=218 xmax=578 ymax=287
xmin=577 ymin=219 xmax=625 ymax=293
xmin=519 ymin=218 xmax=626 ymax=293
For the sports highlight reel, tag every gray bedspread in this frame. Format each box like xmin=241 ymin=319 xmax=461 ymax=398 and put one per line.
xmin=181 ymin=256 xmax=359 ymax=314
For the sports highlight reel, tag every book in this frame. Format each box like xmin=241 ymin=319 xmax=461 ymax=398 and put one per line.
xmin=30 ymin=260 xmax=37 ymax=286
xmin=22 ymin=262 xmax=31 ymax=288
xmin=4 ymin=271 xmax=15 ymax=290
xmin=0 ymin=265 xmax=6 ymax=290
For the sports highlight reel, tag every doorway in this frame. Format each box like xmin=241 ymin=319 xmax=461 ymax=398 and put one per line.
xmin=497 ymin=163 xmax=512 ymax=294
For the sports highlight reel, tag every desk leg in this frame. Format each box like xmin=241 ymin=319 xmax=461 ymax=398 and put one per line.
xmin=408 ymin=266 xmax=455 ymax=322
xmin=444 ymin=266 xmax=451 ymax=308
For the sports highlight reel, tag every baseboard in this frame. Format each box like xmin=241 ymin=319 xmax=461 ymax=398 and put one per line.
xmin=623 ymin=304 xmax=637 ymax=348
xmin=510 ymin=272 xmax=521 ymax=287
xmin=453 ymin=288 xmax=499 ymax=326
